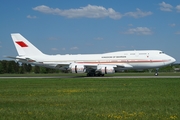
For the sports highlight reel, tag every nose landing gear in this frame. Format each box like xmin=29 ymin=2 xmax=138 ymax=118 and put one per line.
xmin=154 ymin=68 xmax=159 ymax=76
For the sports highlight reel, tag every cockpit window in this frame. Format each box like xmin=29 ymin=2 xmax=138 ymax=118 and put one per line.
xmin=159 ymin=51 xmax=165 ymax=54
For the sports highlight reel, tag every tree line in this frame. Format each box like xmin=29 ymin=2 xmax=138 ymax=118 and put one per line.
xmin=0 ymin=60 xmax=59 ymax=74
xmin=0 ymin=60 xmax=178 ymax=74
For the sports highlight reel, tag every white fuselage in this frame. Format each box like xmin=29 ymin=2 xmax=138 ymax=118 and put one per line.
xmin=22 ymin=50 xmax=175 ymax=71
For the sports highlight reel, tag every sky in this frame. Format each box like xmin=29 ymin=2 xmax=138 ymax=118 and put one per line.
xmin=0 ymin=0 xmax=180 ymax=62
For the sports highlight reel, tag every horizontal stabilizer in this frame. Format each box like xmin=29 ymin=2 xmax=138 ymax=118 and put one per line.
xmin=6 ymin=56 xmax=36 ymax=62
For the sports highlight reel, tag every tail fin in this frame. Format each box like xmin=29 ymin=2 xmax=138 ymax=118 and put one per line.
xmin=11 ymin=33 xmax=44 ymax=56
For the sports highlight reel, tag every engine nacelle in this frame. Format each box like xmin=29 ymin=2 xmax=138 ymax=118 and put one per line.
xmin=97 ymin=65 xmax=115 ymax=74
xmin=69 ymin=64 xmax=86 ymax=73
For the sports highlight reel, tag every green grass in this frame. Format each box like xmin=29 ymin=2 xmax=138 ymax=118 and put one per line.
xmin=0 ymin=78 xmax=180 ymax=120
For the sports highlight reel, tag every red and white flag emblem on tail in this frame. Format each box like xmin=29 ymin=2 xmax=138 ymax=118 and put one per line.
xmin=16 ymin=41 xmax=28 ymax=47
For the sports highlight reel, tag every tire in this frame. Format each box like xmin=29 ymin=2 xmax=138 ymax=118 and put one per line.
xmin=154 ymin=73 xmax=158 ymax=76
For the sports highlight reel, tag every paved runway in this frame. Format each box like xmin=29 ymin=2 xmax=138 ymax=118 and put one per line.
xmin=0 ymin=76 xmax=180 ymax=79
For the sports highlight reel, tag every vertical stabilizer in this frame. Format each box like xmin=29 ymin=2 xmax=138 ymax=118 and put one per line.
xmin=11 ymin=33 xmax=44 ymax=56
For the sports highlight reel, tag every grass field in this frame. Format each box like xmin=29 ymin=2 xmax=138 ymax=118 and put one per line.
xmin=0 ymin=78 xmax=180 ymax=120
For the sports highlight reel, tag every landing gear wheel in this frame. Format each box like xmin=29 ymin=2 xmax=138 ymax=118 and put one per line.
xmin=87 ymin=71 xmax=95 ymax=77
xmin=87 ymin=72 xmax=105 ymax=77
xmin=154 ymin=72 xmax=158 ymax=76
xmin=96 ymin=73 xmax=104 ymax=76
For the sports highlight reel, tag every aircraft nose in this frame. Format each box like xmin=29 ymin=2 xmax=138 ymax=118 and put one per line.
xmin=171 ymin=57 xmax=176 ymax=63
xmin=164 ymin=56 xmax=176 ymax=65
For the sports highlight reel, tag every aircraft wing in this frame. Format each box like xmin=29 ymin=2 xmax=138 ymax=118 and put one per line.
xmin=116 ymin=63 xmax=133 ymax=68
xmin=66 ymin=62 xmax=133 ymax=70
xmin=77 ymin=63 xmax=133 ymax=71
xmin=83 ymin=63 xmax=133 ymax=68
xmin=6 ymin=56 xmax=23 ymax=60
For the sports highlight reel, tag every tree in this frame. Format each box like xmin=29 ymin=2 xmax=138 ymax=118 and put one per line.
xmin=7 ymin=61 xmax=16 ymax=73
xmin=14 ymin=62 xmax=20 ymax=73
xmin=1 ymin=60 xmax=7 ymax=73
xmin=19 ymin=65 xmax=25 ymax=74
xmin=34 ymin=66 xmax=40 ymax=74
xmin=0 ymin=61 xmax=3 ymax=74
xmin=40 ymin=67 xmax=47 ymax=74
xmin=159 ymin=65 xmax=174 ymax=72
xmin=23 ymin=63 xmax=32 ymax=73
xmin=27 ymin=64 xmax=32 ymax=73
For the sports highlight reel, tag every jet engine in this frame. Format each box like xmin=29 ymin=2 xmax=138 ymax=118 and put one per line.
xmin=97 ymin=65 xmax=115 ymax=74
xmin=69 ymin=64 xmax=86 ymax=73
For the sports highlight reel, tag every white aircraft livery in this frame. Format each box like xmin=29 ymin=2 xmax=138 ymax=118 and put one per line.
xmin=9 ymin=33 xmax=176 ymax=76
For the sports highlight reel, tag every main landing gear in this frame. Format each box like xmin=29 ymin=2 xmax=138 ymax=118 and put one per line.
xmin=86 ymin=70 xmax=104 ymax=77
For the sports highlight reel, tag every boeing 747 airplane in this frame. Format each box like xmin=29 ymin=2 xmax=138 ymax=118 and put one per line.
xmin=8 ymin=33 xmax=176 ymax=76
